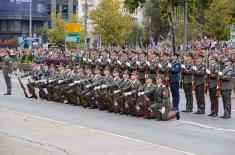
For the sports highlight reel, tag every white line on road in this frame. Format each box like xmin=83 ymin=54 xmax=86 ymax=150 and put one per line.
xmin=1 ymin=108 xmax=197 ymax=155
xmin=178 ymin=120 xmax=235 ymax=132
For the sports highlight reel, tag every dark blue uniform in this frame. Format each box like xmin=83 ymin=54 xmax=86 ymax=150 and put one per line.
xmin=169 ymin=60 xmax=181 ymax=110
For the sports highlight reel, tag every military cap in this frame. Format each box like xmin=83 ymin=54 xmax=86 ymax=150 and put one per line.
xmin=210 ymin=56 xmax=218 ymax=62
xmin=65 ymin=65 xmax=73 ymax=70
xmin=123 ymin=70 xmax=130 ymax=75
xmin=85 ymin=66 xmax=92 ymax=70
xmin=224 ymin=57 xmax=233 ymax=63
xmin=197 ymin=52 xmax=205 ymax=58
xmin=163 ymin=51 xmax=170 ymax=56
xmin=104 ymin=66 xmax=111 ymax=71
xmin=32 ymin=60 xmax=38 ymax=64
xmin=140 ymin=50 xmax=147 ymax=55
xmin=122 ymin=50 xmax=128 ymax=54
xmin=172 ymin=52 xmax=180 ymax=57
xmin=145 ymin=74 xmax=155 ymax=80
xmin=152 ymin=50 xmax=160 ymax=56
xmin=95 ymin=65 xmax=102 ymax=70
xmin=113 ymin=68 xmax=121 ymax=73
xmin=131 ymin=49 xmax=137 ymax=53
xmin=75 ymin=65 xmax=83 ymax=69
xmin=57 ymin=63 xmax=65 ymax=67
xmin=131 ymin=71 xmax=139 ymax=75
xmin=187 ymin=53 xmax=194 ymax=59
xmin=156 ymin=74 xmax=166 ymax=81
xmin=112 ymin=49 xmax=119 ymax=53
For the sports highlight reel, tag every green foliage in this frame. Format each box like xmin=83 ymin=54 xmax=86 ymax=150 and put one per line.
xmin=203 ymin=0 xmax=235 ymax=40
xmin=47 ymin=13 xmax=66 ymax=48
xmin=10 ymin=36 xmax=19 ymax=48
xmin=125 ymin=22 xmax=145 ymax=47
xmin=21 ymin=53 xmax=33 ymax=63
xmin=89 ymin=0 xmax=132 ymax=46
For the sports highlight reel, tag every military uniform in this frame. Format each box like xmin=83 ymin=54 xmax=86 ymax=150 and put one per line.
xmin=207 ymin=57 xmax=219 ymax=116
xmin=219 ymin=58 xmax=233 ymax=118
xmin=182 ymin=58 xmax=194 ymax=112
xmin=1 ymin=54 xmax=13 ymax=95
xmin=193 ymin=54 xmax=206 ymax=114
xmin=169 ymin=53 xmax=181 ymax=110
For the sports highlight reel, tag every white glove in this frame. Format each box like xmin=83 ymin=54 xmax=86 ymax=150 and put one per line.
xmin=218 ymin=72 xmax=222 ymax=76
xmin=69 ymin=83 xmax=74 ymax=87
xmin=125 ymin=102 xmax=129 ymax=108
xmin=136 ymin=105 xmax=140 ymax=110
xmin=98 ymin=58 xmax=101 ymax=62
xmin=114 ymin=101 xmax=118 ymax=106
xmin=49 ymin=80 xmax=54 ymax=83
xmin=58 ymin=80 xmax=63 ymax=84
xmin=181 ymin=64 xmax=185 ymax=69
xmin=94 ymin=87 xmax=98 ymax=90
xmin=136 ymin=61 xmax=140 ymax=65
xmin=192 ymin=66 xmax=197 ymax=71
xmin=114 ymin=90 xmax=120 ymax=94
xmin=83 ymin=57 xmax=87 ymax=62
xmin=137 ymin=92 xmax=145 ymax=96
xmin=117 ymin=60 xmax=121 ymax=65
xmin=158 ymin=64 xmax=162 ymax=68
xmin=159 ymin=107 xmax=165 ymax=114
xmin=86 ymin=84 xmax=91 ymax=89
xmin=206 ymin=69 xmax=211 ymax=74
xmin=148 ymin=107 xmax=152 ymax=112
xmin=124 ymin=92 xmax=131 ymax=96
xmin=146 ymin=61 xmax=150 ymax=66
xmin=167 ymin=63 xmax=172 ymax=68
xmin=126 ymin=62 xmax=131 ymax=67
xmin=88 ymin=59 xmax=92 ymax=62
xmin=107 ymin=58 xmax=111 ymax=63
xmin=101 ymin=85 xmax=107 ymax=89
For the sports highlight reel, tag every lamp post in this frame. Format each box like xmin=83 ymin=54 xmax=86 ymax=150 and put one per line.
xmin=29 ymin=0 xmax=32 ymax=49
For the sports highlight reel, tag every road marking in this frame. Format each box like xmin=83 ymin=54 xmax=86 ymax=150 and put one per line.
xmin=178 ymin=120 xmax=235 ymax=132
xmin=1 ymin=108 xmax=197 ymax=155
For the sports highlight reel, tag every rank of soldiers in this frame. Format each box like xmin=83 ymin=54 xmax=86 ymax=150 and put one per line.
xmin=17 ymin=48 xmax=234 ymax=120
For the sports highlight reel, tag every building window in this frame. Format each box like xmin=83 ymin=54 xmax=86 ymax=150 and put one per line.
xmin=73 ymin=5 xmax=76 ymax=13
xmin=14 ymin=21 xmax=21 ymax=32
xmin=0 ymin=21 xmax=7 ymax=32
xmin=8 ymin=21 xmax=14 ymax=32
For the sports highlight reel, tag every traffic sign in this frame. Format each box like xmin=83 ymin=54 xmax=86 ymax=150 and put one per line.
xmin=64 ymin=33 xmax=80 ymax=43
xmin=64 ymin=23 xmax=81 ymax=33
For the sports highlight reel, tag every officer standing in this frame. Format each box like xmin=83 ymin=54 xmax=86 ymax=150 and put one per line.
xmin=1 ymin=50 xmax=13 ymax=95
xmin=218 ymin=57 xmax=233 ymax=119
xmin=169 ymin=53 xmax=181 ymax=110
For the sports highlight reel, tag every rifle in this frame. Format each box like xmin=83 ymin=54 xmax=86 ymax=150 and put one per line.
xmin=204 ymin=74 xmax=209 ymax=93
xmin=216 ymin=76 xmax=221 ymax=97
xmin=18 ymin=77 xmax=29 ymax=98
xmin=179 ymin=69 xmax=184 ymax=89
xmin=28 ymin=79 xmax=38 ymax=99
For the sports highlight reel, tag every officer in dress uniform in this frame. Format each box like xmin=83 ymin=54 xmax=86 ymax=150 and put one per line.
xmin=193 ymin=52 xmax=206 ymax=114
xmin=169 ymin=52 xmax=181 ymax=110
xmin=1 ymin=50 xmax=13 ymax=95
xmin=218 ymin=57 xmax=233 ymax=119
xmin=207 ymin=56 xmax=220 ymax=117
xmin=181 ymin=53 xmax=194 ymax=112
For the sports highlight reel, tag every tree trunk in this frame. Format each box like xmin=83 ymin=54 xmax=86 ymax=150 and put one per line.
xmin=167 ymin=0 xmax=176 ymax=53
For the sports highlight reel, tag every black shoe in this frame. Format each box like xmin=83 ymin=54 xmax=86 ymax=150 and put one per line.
xmin=208 ymin=113 xmax=214 ymax=116
xmin=220 ymin=115 xmax=230 ymax=119
xmin=211 ymin=113 xmax=218 ymax=117
xmin=176 ymin=112 xmax=180 ymax=120
xmin=182 ymin=109 xmax=192 ymax=113
xmin=89 ymin=105 xmax=98 ymax=109
xmin=4 ymin=92 xmax=11 ymax=95
xmin=28 ymin=96 xmax=34 ymax=98
xmin=119 ymin=111 xmax=125 ymax=115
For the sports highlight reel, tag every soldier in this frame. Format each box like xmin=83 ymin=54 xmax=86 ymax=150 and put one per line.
xmin=136 ymin=74 xmax=156 ymax=118
xmin=147 ymin=50 xmax=159 ymax=78
xmin=1 ymin=50 xmax=13 ymax=95
xmin=207 ymin=56 xmax=220 ymax=117
xmin=158 ymin=52 xmax=170 ymax=86
xmin=181 ymin=53 xmax=194 ymax=112
xmin=168 ymin=52 xmax=181 ymax=110
xmin=150 ymin=75 xmax=180 ymax=121
xmin=218 ymin=57 xmax=233 ymax=119
xmin=193 ymin=52 xmax=206 ymax=114
xmin=84 ymin=66 xmax=103 ymax=109
xmin=137 ymin=51 xmax=147 ymax=84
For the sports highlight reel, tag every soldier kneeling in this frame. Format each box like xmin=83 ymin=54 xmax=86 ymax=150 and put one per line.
xmin=150 ymin=75 xmax=180 ymax=121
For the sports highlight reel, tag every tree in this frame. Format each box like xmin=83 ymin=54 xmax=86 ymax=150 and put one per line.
xmin=89 ymin=0 xmax=131 ymax=46
xmin=11 ymin=36 xmax=19 ymax=48
xmin=47 ymin=13 xmax=66 ymax=48
xmin=125 ymin=22 xmax=145 ymax=47
xmin=202 ymin=0 xmax=235 ymax=40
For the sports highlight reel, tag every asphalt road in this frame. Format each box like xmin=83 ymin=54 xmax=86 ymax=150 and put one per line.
xmin=0 ymin=74 xmax=235 ymax=155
